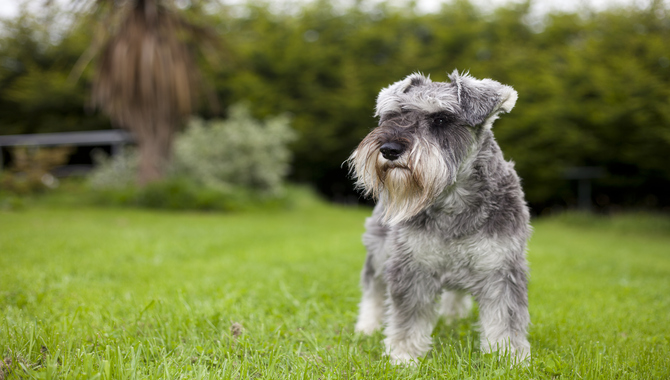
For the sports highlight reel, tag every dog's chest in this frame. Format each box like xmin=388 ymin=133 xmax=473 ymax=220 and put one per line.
xmin=397 ymin=225 xmax=508 ymax=274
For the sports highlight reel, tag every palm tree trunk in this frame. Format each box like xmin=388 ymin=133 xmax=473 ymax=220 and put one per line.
xmin=134 ymin=117 xmax=175 ymax=185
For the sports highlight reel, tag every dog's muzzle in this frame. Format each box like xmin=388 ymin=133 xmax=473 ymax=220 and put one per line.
xmin=380 ymin=142 xmax=405 ymax=161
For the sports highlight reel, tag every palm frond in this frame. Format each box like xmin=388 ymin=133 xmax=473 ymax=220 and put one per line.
xmin=91 ymin=0 xmax=200 ymax=129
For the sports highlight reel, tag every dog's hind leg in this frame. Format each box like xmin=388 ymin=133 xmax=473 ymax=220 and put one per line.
xmin=439 ymin=290 xmax=473 ymax=324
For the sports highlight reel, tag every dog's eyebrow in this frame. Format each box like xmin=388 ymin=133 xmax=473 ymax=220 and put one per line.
xmin=427 ymin=111 xmax=458 ymax=120
xmin=378 ymin=112 xmax=400 ymax=123
xmin=380 ymin=110 xmax=414 ymax=121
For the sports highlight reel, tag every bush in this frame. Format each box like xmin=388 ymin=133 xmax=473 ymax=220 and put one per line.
xmin=0 ymin=146 xmax=73 ymax=194
xmin=173 ymin=104 xmax=296 ymax=195
xmin=134 ymin=178 xmax=242 ymax=211
xmin=88 ymin=148 xmax=138 ymax=190
xmin=90 ymin=179 xmax=319 ymax=212
xmin=86 ymin=104 xmax=297 ymax=211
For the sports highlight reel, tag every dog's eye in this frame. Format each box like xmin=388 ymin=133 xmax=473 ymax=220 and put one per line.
xmin=430 ymin=115 xmax=453 ymax=128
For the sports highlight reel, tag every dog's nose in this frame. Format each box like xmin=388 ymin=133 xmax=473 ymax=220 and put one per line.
xmin=380 ymin=142 xmax=405 ymax=161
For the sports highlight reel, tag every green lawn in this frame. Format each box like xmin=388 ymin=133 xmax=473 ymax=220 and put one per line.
xmin=1 ymin=200 xmax=669 ymax=379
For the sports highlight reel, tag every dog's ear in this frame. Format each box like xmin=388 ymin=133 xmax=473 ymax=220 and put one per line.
xmin=376 ymin=73 xmax=431 ymax=117
xmin=448 ymin=70 xmax=517 ymax=128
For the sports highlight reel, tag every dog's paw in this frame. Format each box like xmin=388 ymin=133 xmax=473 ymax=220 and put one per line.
xmin=485 ymin=342 xmax=531 ymax=367
xmin=354 ymin=319 xmax=380 ymax=335
xmin=507 ymin=347 xmax=531 ymax=368
xmin=384 ymin=349 xmax=420 ymax=366
xmin=383 ymin=338 xmax=426 ymax=366
xmin=354 ymin=305 xmax=383 ymax=335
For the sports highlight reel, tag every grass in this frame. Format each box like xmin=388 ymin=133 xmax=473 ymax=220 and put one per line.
xmin=0 ymin=196 xmax=669 ymax=379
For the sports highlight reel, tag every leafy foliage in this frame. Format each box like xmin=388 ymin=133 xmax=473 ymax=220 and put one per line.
xmin=173 ymin=104 xmax=296 ymax=194
xmin=0 ymin=146 xmax=73 ymax=194
xmin=1 ymin=1 xmax=669 ymax=210
xmin=0 ymin=10 xmax=109 ymax=134
xmin=86 ymin=104 xmax=296 ymax=210
xmin=88 ymin=147 xmax=138 ymax=190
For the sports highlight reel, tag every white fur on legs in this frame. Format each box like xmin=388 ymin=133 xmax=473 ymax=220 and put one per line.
xmin=355 ymin=272 xmax=387 ymax=335
xmin=355 ymin=293 xmax=385 ymax=335
xmin=479 ymin=323 xmax=531 ymax=365
xmin=482 ymin=339 xmax=531 ymax=366
xmin=439 ymin=290 xmax=473 ymax=324
xmin=478 ymin=288 xmax=531 ymax=365
xmin=383 ymin=302 xmax=437 ymax=365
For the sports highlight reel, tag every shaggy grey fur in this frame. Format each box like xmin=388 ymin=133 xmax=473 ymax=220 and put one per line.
xmin=347 ymin=70 xmax=531 ymax=365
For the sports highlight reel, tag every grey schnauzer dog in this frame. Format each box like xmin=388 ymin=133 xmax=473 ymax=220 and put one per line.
xmin=347 ymin=70 xmax=531 ymax=365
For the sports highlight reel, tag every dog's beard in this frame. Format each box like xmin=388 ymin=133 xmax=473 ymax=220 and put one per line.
xmin=348 ymin=137 xmax=451 ymax=225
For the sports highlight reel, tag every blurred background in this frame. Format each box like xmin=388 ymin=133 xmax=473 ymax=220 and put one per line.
xmin=0 ymin=0 xmax=669 ymax=215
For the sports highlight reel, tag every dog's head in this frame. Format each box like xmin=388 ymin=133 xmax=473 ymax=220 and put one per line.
xmin=347 ymin=70 xmax=517 ymax=225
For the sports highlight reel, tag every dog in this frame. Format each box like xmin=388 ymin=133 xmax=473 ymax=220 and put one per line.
xmin=347 ymin=70 xmax=531 ymax=365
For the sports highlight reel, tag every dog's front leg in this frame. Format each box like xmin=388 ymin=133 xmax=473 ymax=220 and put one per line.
xmin=355 ymin=253 xmax=387 ymax=335
xmin=475 ymin=268 xmax=531 ymax=363
xmin=383 ymin=254 xmax=441 ymax=365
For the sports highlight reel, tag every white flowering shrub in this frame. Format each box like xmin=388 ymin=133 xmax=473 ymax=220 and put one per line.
xmin=88 ymin=148 xmax=138 ymax=190
xmin=172 ymin=104 xmax=296 ymax=194
xmin=87 ymin=104 xmax=297 ymax=209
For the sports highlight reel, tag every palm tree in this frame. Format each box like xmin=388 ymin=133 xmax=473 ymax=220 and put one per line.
xmin=75 ymin=0 xmax=215 ymax=184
